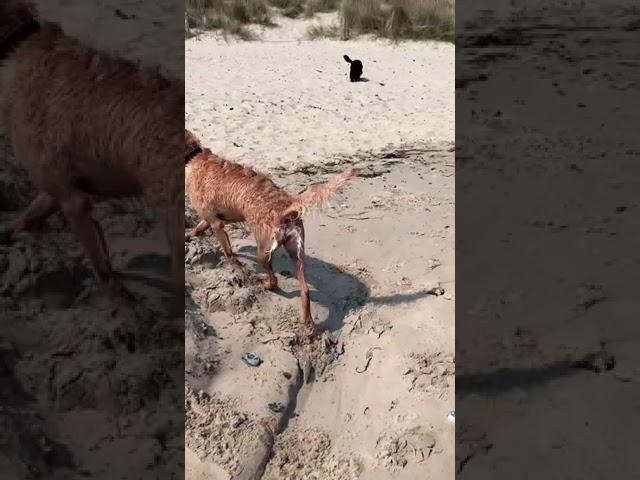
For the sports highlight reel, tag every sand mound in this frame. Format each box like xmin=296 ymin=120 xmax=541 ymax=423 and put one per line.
xmin=185 ymin=387 xmax=273 ymax=479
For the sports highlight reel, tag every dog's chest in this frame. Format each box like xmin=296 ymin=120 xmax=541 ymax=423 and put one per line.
xmin=212 ymin=208 xmax=244 ymax=223
xmin=74 ymin=162 xmax=142 ymax=196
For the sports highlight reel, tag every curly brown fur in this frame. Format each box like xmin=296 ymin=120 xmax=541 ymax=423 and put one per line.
xmin=185 ymin=130 xmax=357 ymax=330
xmin=1 ymin=1 xmax=184 ymax=297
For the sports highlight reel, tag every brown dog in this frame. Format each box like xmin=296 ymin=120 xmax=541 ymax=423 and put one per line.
xmin=1 ymin=1 xmax=184 ymax=296
xmin=185 ymin=130 xmax=357 ymax=331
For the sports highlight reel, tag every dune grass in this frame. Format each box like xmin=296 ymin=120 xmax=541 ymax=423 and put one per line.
xmin=269 ymin=0 xmax=305 ymax=18
xmin=185 ymin=0 xmax=272 ymax=39
xmin=339 ymin=0 xmax=453 ymax=41
xmin=306 ymin=23 xmax=341 ymax=39
xmin=185 ymin=0 xmax=453 ymax=42
xmin=264 ymin=0 xmax=341 ymax=18
xmin=304 ymin=0 xmax=342 ymax=17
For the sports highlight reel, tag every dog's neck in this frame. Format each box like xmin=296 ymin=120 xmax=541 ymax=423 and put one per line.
xmin=0 ymin=18 xmax=41 ymax=62
xmin=185 ymin=145 xmax=203 ymax=165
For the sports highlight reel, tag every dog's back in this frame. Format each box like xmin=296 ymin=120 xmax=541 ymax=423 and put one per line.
xmin=2 ymin=12 xmax=184 ymax=206
xmin=184 ymin=131 xmax=357 ymax=330
xmin=1 ymin=2 xmax=186 ymax=290
xmin=185 ymin=144 xmax=292 ymax=226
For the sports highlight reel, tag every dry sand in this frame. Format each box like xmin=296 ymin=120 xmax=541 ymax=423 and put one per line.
xmin=186 ymin=13 xmax=453 ymax=170
xmin=185 ymin=14 xmax=454 ymax=480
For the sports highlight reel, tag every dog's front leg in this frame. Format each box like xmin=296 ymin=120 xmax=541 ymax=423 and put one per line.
xmin=59 ymin=191 xmax=128 ymax=299
xmin=283 ymin=228 xmax=313 ymax=330
xmin=257 ymin=248 xmax=278 ymax=291
xmin=211 ymin=219 xmax=246 ymax=281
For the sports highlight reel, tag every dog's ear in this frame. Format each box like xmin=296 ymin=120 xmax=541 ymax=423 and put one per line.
xmin=185 ymin=129 xmax=200 ymax=148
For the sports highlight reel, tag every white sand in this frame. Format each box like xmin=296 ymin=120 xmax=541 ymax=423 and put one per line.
xmin=186 ymin=13 xmax=453 ymax=170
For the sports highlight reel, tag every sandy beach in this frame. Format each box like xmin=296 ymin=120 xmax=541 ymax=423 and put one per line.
xmin=186 ymin=14 xmax=453 ymax=170
xmin=185 ymin=13 xmax=454 ymax=480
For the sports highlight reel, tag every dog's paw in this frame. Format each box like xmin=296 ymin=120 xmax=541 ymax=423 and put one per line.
xmin=227 ymin=259 xmax=248 ymax=285
xmin=297 ymin=321 xmax=317 ymax=342
xmin=262 ymin=277 xmax=278 ymax=291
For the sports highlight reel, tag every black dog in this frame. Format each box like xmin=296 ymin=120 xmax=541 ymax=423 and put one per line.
xmin=343 ymin=55 xmax=363 ymax=82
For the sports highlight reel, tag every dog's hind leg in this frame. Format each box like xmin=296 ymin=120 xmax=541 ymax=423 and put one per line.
xmin=283 ymin=225 xmax=313 ymax=329
xmin=11 ymin=191 xmax=58 ymax=232
xmin=185 ymin=219 xmax=209 ymax=240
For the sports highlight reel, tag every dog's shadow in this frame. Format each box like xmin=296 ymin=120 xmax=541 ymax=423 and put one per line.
xmin=236 ymin=245 xmax=428 ymax=332
xmin=347 ymin=76 xmax=370 ymax=83
xmin=120 ymin=252 xmax=186 ymax=316
xmin=457 ymin=361 xmax=580 ymax=398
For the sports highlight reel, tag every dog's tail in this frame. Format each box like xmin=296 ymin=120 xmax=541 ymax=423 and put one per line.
xmin=280 ymin=169 xmax=358 ymax=224
xmin=343 ymin=54 xmax=352 ymax=63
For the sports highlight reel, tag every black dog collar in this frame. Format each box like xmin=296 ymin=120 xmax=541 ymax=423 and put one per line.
xmin=0 ymin=19 xmax=41 ymax=62
xmin=185 ymin=146 xmax=203 ymax=164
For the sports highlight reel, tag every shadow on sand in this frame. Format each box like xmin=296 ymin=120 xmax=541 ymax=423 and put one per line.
xmin=235 ymin=245 xmax=430 ymax=332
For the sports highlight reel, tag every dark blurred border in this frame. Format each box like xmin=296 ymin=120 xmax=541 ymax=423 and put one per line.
xmin=456 ymin=0 xmax=639 ymax=477
xmin=0 ymin=2 xmax=184 ymax=479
